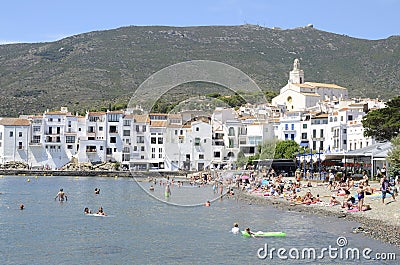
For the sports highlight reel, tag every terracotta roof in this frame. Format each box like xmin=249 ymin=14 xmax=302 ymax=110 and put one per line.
xmin=305 ymin=82 xmax=346 ymax=90
xmin=292 ymin=83 xmax=315 ymax=88
xmin=167 ymin=114 xmax=182 ymax=119
xmin=0 ymin=118 xmax=30 ymax=126
xmin=45 ymin=111 xmax=67 ymax=115
xmin=150 ymin=120 xmax=167 ymax=127
xmin=132 ymin=114 xmax=150 ymax=123
xmin=88 ymin=112 xmax=106 ymax=116
xmin=313 ymin=113 xmax=329 ymax=118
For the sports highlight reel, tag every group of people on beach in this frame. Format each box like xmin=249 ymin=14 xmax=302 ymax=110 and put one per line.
xmin=238 ymin=165 xmax=399 ymax=214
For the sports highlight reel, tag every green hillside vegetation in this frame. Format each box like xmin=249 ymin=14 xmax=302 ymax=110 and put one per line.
xmin=0 ymin=24 xmax=399 ymax=117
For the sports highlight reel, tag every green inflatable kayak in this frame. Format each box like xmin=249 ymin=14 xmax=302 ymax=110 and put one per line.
xmin=241 ymin=231 xmax=286 ymax=237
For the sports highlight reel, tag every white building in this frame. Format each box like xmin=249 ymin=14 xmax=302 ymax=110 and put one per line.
xmin=272 ymin=59 xmax=348 ymax=111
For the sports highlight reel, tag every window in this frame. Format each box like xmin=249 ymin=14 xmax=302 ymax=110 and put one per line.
xmin=114 ymin=148 xmax=117 ymax=152
xmin=123 ymin=120 xmax=131 ymax=126
xmin=142 ymin=125 xmax=146 ymax=132
xmin=196 ymin=127 xmax=199 ymax=132
xmin=137 ymin=136 xmax=144 ymax=143
xmin=151 ymin=137 xmax=156 ymax=144
xmin=133 ymin=146 xmax=137 ymax=151
xmin=291 ymin=124 xmax=294 ymax=130
xmin=106 ymin=148 xmax=112 ymax=155
xmin=66 ymin=136 xmax=75 ymax=143
xmin=343 ymin=129 xmax=347 ymax=134
xmin=88 ymin=126 xmax=95 ymax=133
xmin=158 ymin=137 xmax=163 ymax=144
xmin=110 ymin=137 xmax=116 ymax=143
xmin=343 ymin=139 xmax=347 ymax=145
xmin=229 ymin=138 xmax=234 ymax=148
xmin=19 ymin=132 xmax=22 ymax=137
xmin=141 ymin=146 xmax=145 ymax=151
xmin=204 ymin=139 xmax=207 ymax=143
xmin=159 ymin=148 xmax=162 ymax=152
xmin=151 ymin=148 xmax=155 ymax=153
xmin=135 ymin=125 xmax=140 ymax=132
xmin=100 ymin=146 xmax=103 ymax=150
xmin=291 ymin=134 xmax=295 ymax=140
xmin=312 ymin=129 xmax=316 ymax=138
xmin=195 ymin=138 xmax=200 ymax=146
xmin=32 ymin=135 xmax=41 ymax=143
xmin=348 ymin=115 xmax=353 ymax=121
xmin=18 ymin=142 xmax=23 ymax=149
xmin=228 ymin=127 xmax=234 ymax=136
xmin=174 ymin=130 xmax=178 ymax=135
xmin=123 ymin=130 xmax=130 ymax=136
xmin=199 ymin=154 xmax=204 ymax=159
xmin=152 ymin=154 xmax=155 ymax=158
xmin=319 ymin=141 xmax=324 ymax=150
xmin=99 ymin=126 xmax=103 ymax=131
xmin=33 ymin=126 xmax=41 ymax=132
xmin=214 ymin=151 xmax=221 ymax=158
xmin=285 ymin=124 xmax=288 ymax=130
xmin=159 ymin=154 xmax=162 ymax=158
xmin=109 ymin=126 xmax=118 ymax=133
xmin=10 ymin=131 xmax=13 ymax=137
xmin=301 ymin=133 xmax=307 ymax=139
xmin=284 ymin=134 xmax=288 ymax=140
xmin=108 ymin=114 xmax=119 ymax=122
xmin=320 ymin=129 xmax=324 ymax=138
xmin=67 ymin=145 xmax=73 ymax=149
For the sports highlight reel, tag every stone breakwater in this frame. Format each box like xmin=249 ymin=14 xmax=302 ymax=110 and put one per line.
xmin=233 ymin=188 xmax=400 ymax=248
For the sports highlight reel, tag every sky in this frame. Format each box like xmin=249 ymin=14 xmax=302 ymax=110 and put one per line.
xmin=1 ymin=0 xmax=399 ymax=44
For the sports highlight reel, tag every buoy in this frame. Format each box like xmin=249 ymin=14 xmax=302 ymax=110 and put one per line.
xmin=114 ymin=176 xmax=118 ymax=179
xmin=27 ymin=179 xmax=30 ymax=182
xmin=35 ymin=176 xmax=38 ymax=179
xmin=75 ymin=176 xmax=79 ymax=179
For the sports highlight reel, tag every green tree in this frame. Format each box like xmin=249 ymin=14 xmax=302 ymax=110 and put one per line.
xmin=362 ymin=96 xmax=400 ymax=142
xmin=274 ymin=140 xmax=300 ymax=159
xmin=258 ymin=139 xmax=278 ymax=160
xmin=388 ymin=134 xmax=400 ymax=177
xmin=236 ymin=151 xmax=248 ymax=167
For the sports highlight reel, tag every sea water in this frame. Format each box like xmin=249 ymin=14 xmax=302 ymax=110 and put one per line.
xmin=0 ymin=175 xmax=399 ymax=265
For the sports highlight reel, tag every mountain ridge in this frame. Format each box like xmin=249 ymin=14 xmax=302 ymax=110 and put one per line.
xmin=0 ymin=25 xmax=399 ymax=117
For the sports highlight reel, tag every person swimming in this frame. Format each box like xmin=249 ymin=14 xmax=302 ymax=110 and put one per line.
xmin=231 ymin=223 xmax=240 ymax=234
xmin=94 ymin=188 xmax=100 ymax=194
xmin=96 ymin=206 xmax=106 ymax=216
xmin=84 ymin=207 xmax=91 ymax=214
xmin=205 ymin=201 xmax=211 ymax=207
xmin=55 ymin=188 xmax=67 ymax=201
xmin=165 ymin=184 xmax=171 ymax=197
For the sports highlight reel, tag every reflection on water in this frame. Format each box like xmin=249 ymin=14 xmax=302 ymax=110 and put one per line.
xmin=0 ymin=176 xmax=398 ymax=264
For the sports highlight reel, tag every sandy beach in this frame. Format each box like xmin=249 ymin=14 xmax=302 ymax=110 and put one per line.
xmin=232 ymin=179 xmax=400 ymax=247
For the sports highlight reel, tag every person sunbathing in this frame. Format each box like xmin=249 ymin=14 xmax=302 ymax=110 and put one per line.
xmin=329 ymin=195 xmax=340 ymax=206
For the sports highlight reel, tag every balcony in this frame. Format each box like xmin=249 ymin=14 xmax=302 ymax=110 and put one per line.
xmin=86 ymin=148 xmax=97 ymax=153
xmin=29 ymin=140 xmax=42 ymax=146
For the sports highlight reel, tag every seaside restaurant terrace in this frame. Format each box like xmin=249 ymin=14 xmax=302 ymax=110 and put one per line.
xmin=323 ymin=142 xmax=392 ymax=179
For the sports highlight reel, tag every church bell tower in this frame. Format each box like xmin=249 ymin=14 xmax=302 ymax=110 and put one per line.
xmin=288 ymin=58 xmax=304 ymax=84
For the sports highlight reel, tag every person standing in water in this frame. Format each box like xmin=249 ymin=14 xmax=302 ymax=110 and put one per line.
xmin=55 ymin=188 xmax=67 ymax=201
xmin=165 ymin=184 xmax=171 ymax=197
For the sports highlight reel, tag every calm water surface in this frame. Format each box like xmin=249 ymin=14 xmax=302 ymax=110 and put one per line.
xmin=0 ymin=175 xmax=399 ymax=265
